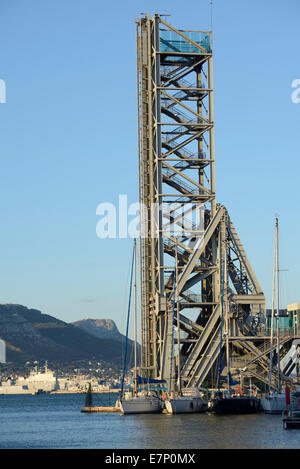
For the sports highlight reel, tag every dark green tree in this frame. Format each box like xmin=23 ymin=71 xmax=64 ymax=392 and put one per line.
xmin=85 ymin=382 xmax=93 ymax=407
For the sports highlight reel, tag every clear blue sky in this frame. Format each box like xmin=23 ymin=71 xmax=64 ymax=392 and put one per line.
xmin=0 ymin=0 xmax=299 ymax=336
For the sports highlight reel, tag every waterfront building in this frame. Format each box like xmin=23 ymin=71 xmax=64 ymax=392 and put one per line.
xmin=287 ymin=303 xmax=300 ymax=336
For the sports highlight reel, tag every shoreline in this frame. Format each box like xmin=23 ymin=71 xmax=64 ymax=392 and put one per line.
xmin=51 ymin=389 xmax=120 ymax=394
xmin=0 ymin=389 xmax=121 ymax=396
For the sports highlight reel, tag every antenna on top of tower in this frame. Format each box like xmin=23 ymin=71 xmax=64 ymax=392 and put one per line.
xmin=210 ymin=0 xmax=213 ymax=32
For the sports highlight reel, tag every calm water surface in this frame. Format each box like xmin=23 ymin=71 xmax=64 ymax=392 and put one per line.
xmin=0 ymin=393 xmax=299 ymax=449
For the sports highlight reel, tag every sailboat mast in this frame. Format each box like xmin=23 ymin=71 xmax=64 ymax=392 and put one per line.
xmin=268 ymin=219 xmax=276 ymax=391
xmin=217 ymin=220 xmax=226 ymax=392
xmin=275 ymin=217 xmax=281 ymax=391
xmin=120 ymin=244 xmax=135 ymax=398
xmin=224 ymin=238 xmax=230 ymax=392
xmin=134 ymin=238 xmax=138 ymax=395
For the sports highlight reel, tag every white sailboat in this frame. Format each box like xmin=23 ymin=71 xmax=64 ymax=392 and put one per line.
xmin=261 ymin=390 xmax=300 ymax=414
xmin=164 ymin=241 xmax=207 ymax=414
xmin=120 ymin=390 xmax=162 ymax=414
xmin=164 ymin=388 xmax=207 ymax=414
xmin=261 ymin=217 xmax=300 ymax=414
xmin=119 ymin=239 xmax=162 ymax=415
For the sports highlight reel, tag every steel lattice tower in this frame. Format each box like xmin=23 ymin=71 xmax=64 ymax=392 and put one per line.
xmin=135 ymin=14 xmax=287 ymax=391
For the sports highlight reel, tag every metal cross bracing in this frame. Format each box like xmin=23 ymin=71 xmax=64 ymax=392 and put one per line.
xmin=135 ymin=14 xmax=286 ymax=391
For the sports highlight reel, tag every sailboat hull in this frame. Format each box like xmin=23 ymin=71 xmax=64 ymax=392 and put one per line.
xmin=165 ymin=397 xmax=207 ymax=414
xmin=120 ymin=396 xmax=162 ymax=414
xmin=210 ymin=396 xmax=261 ymax=415
xmin=261 ymin=394 xmax=300 ymax=414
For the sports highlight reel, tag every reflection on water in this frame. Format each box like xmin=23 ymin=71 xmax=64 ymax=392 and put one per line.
xmin=0 ymin=393 xmax=299 ymax=449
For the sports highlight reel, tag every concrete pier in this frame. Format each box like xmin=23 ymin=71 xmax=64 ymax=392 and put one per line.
xmin=81 ymin=406 xmax=120 ymax=413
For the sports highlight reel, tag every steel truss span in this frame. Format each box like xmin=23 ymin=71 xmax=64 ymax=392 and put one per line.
xmin=135 ymin=14 xmax=285 ymax=391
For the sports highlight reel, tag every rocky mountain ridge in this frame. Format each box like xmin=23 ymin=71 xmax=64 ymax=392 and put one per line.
xmin=72 ymin=318 xmax=122 ymax=341
xmin=0 ymin=304 xmax=133 ymax=365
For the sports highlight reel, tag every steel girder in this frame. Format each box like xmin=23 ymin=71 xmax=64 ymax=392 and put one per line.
xmin=136 ymin=15 xmax=267 ymax=389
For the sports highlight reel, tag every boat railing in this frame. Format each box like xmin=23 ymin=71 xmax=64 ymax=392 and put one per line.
xmin=181 ymin=387 xmax=201 ymax=397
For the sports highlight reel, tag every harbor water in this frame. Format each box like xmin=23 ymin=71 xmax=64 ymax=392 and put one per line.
xmin=0 ymin=392 xmax=300 ymax=449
